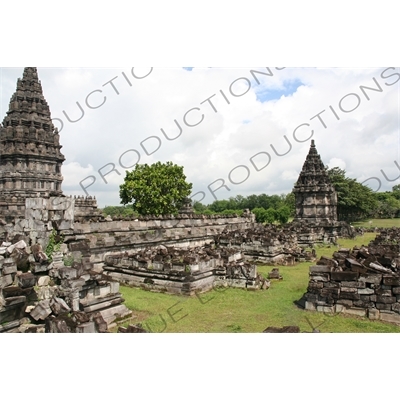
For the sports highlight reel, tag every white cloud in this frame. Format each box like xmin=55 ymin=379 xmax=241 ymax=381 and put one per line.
xmin=1 ymin=67 xmax=399 ymax=207
xmin=327 ymin=158 xmax=347 ymax=171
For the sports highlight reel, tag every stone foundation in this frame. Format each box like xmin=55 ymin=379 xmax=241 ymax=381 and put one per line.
xmin=103 ymin=245 xmax=259 ymax=295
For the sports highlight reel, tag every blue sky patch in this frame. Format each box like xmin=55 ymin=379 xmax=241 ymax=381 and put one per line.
xmin=183 ymin=67 xmax=194 ymax=71
xmin=256 ymin=79 xmax=304 ymax=103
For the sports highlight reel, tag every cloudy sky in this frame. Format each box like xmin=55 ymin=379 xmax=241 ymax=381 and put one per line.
xmin=1 ymin=67 xmax=399 ymax=207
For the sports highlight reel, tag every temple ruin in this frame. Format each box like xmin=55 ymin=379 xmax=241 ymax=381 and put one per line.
xmin=0 ymin=68 xmax=65 ymax=222
xmin=0 ymin=68 xmax=261 ymax=332
xmin=293 ymin=140 xmax=338 ymax=224
xmin=0 ymin=67 xmax=375 ymax=333
xmin=291 ymin=140 xmax=353 ymax=244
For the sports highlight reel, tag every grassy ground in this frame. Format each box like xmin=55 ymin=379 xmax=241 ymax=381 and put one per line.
xmin=351 ymin=218 xmax=400 ymax=229
xmin=118 ymin=229 xmax=400 ymax=333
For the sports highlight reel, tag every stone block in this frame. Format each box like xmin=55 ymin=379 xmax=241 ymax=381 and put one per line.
xmin=358 ymin=288 xmax=375 ymax=295
xmin=345 ymin=307 xmax=366 ymax=317
xmin=310 ymin=273 xmax=330 ymax=282
xmin=0 ymin=274 xmax=13 ymax=288
xmin=45 ymin=318 xmax=72 ymax=333
xmin=18 ymin=273 xmax=36 ymax=288
xmin=341 ymin=287 xmax=358 ymax=293
xmin=109 ymin=281 xmax=120 ymax=294
xmin=26 ymin=198 xmax=47 ymax=210
xmin=80 ymin=294 xmax=123 ymax=313
xmin=359 ymin=274 xmax=382 ymax=285
xmin=376 ymin=303 xmax=392 ymax=311
xmin=323 ymin=282 xmax=340 ymax=288
xmin=391 ymin=303 xmax=400 ymax=314
xmin=99 ymin=304 xmax=132 ymax=325
xmin=30 ymin=300 xmax=52 ymax=321
xmin=67 ymin=278 xmax=86 ymax=289
xmin=305 ymin=301 xmax=316 ymax=311
xmin=36 ymin=286 xmax=57 ymax=301
xmin=93 ymin=313 xmax=108 ymax=333
xmin=37 ymin=276 xmax=50 ymax=287
xmin=335 ymin=304 xmax=345 ymax=313
xmin=75 ymin=322 xmax=96 ymax=333
xmin=337 ymin=299 xmax=354 ymax=307
xmin=59 ymin=267 xmax=77 ymax=280
xmin=5 ymin=296 xmax=26 ymax=307
xmin=50 ymin=297 xmax=71 ymax=315
xmin=376 ymin=296 xmax=396 ymax=304
xmin=316 ymin=256 xmax=338 ymax=268
xmin=379 ymin=311 xmax=400 ymax=325
xmin=0 ymin=320 xmax=21 ymax=333
xmin=375 ymin=289 xmax=392 ymax=297
xmin=360 ymin=295 xmax=373 ymax=302
xmin=368 ymin=308 xmax=380 ymax=320
xmin=2 ymin=264 xmax=17 ymax=275
xmin=392 ymin=287 xmax=400 ymax=295
xmin=383 ymin=276 xmax=400 ymax=286
xmin=305 ymin=293 xmax=318 ymax=303
xmin=58 ymin=220 xmax=74 ymax=230
xmin=307 ymin=282 xmax=323 ymax=293
xmin=331 ymin=271 xmax=359 ymax=281
xmin=31 ymin=263 xmax=52 ymax=273
xmin=341 ymin=281 xmax=366 ymax=288
xmin=310 ymin=265 xmax=333 ymax=273
xmin=339 ymin=291 xmax=360 ymax=301
xmin=320 ymin=288 xmax=340 ymax=298
xmin=317 ymin=305 xmax=335 ymax=314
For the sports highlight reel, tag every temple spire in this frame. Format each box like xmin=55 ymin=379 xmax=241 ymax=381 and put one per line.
xmin=0 ymin=68 xmax=65 ymax=221
xmin=293 ymin=140 xmax=338 ymax=223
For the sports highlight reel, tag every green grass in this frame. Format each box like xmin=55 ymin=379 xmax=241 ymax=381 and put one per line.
xmin=118 ymin=232 xmax=400 ymax=333
xmin=351 ymin=218 xmax=400 ymax=229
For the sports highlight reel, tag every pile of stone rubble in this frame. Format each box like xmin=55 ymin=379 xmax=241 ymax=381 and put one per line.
xmin=0 ymin=239 xmax=131 ymax=333
xmin=300 ymin=228 xmax=400 ymax=325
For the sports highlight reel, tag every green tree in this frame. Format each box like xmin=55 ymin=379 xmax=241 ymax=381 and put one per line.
xmin=208 ymin=200 xmax=230 ymax=213
xmin=264 ymin=207 xmax=277 ymax=224
xmin=275 ymin=206 xmax=291 ymax=224
xmin=392 ymin=185 xmax=400 ymax=200
xmin=283 ymin=192 xmax=295 ymax=217
xmin=119 ymin=162 xmax=193 ymax=216
xmin=102 ymin=205 xmax=138 ymax=218
xmin=327 ymin=167 xmax=377 ymax=221
xmin=374 ymin=191 xmax=400 ymax=218
xmin=193 ymin=201 xmax=209 ymax=214
xmin=252 ymin=207 xmax=268 ymax=223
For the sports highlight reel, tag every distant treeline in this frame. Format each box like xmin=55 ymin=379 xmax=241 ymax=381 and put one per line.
xmin=101 ymin=170 xmax=400 ymax=224
xmin=193 ymin=193 xmax=295 ymax=224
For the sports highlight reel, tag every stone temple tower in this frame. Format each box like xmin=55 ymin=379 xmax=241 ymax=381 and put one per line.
xmin=293 ymin=140 xmax=337 ymax=224
xmin=0 ymin=67 xmax=65 ymax=221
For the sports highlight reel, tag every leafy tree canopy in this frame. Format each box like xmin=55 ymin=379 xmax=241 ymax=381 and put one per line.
xmin=119 ymin=162 xmax=193 ymax=216
xmin=327 ymin=167 xmax=378 ymax=221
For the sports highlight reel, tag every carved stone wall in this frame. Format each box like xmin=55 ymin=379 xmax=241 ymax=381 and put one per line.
xmin=0 ymin=68 xmax=65 ymax=223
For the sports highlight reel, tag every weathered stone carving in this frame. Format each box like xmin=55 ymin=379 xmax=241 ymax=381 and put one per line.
xmin=0 ymin=68 xmax=65 ymax=222
xmin=293 ymin=140 xmax=338 ymax=224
